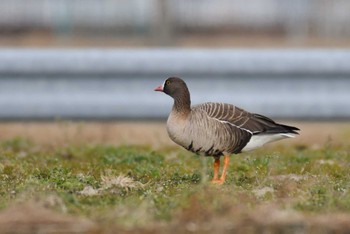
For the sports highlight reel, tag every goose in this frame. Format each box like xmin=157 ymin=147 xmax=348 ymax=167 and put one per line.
xmin=154 ymin=77 xmax=299 ymax=185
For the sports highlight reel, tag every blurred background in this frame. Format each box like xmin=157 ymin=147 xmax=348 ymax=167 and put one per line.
xmin=0 ymin=0 xmax=349 ymax=120
xmin=1 ymin=0 xmax=350 ymax=47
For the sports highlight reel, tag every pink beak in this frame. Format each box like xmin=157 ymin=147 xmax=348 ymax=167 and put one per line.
xmin=154 ymin=85 xmax=163 ymax=92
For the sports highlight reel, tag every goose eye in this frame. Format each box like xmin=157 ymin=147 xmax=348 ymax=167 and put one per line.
xmin=166 ymin=80 xmax=171 ymax=85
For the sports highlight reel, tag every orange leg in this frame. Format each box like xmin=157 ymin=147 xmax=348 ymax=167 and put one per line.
xmin=211 ymin=155 xmax=230 ymax=185
xmin=219 ymin=155 xmax=230 ymax=183
xmin=211 ymin=158 xmax=220 ymax=182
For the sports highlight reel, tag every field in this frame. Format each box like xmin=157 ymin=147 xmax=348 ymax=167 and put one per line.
xmin=0 ymin=121 xmax=349 ymax=233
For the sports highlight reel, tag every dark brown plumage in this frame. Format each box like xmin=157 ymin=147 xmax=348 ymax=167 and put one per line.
xmin=155 ymin=77 xmax=299 ymax=184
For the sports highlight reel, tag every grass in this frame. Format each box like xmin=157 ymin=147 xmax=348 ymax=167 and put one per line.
xmin=0 ymin=135 xmax=349 ymax=233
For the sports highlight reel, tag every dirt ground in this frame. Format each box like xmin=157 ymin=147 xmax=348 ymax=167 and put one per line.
xmin=2 ymin=33 xmax=350 ymax=48
xmin=0 ymin=121 xmax=348 ymax=148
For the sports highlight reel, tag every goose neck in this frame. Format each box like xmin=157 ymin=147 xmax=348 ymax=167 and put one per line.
xmin=172 ymin=94 xmax=191 ymax=115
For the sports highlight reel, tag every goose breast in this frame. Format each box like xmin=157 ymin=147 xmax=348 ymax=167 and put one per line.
xmin=166 ymin=111 xmax=191 ymax=149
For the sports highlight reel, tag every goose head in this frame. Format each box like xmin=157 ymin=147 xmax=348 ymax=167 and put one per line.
xmin=154 ymin=77 xmax=188 ymax=97
xmin=154 ymin=77 xmax=191 ymax=113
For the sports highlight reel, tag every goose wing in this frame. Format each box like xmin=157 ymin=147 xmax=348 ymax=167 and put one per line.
xmin=194 ymin=102 xmax=299 ymax=136
xmin=192 ymin=102 xmax=252 ymax=153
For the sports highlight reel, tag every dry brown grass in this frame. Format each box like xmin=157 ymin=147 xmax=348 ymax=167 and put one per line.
xmin=166 ymin=200 xmax=350 ymax=234
xmin=115 ymin=194 xmax=350 ymax=234
xmin=0 ymin=121 xmax=348 ymax=148
xmin=0 ymin=121 xmax=171 ymax=148
xmin=0 ymin=203 xmax=99 ymax=233
xmin=2 ymin=199 xmax=350 ymax=234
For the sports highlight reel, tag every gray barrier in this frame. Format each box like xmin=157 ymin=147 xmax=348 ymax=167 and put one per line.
xmin=0 ymin=49 xmax=349 ymax=120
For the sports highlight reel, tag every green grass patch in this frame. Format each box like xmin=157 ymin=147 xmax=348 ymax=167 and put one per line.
xmin=0 ymin=137 xmax=349 ymax=231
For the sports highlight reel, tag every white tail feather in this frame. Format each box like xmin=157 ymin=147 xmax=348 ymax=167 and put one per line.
xmin=242 ymin=133 xmax=296 ymax=152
